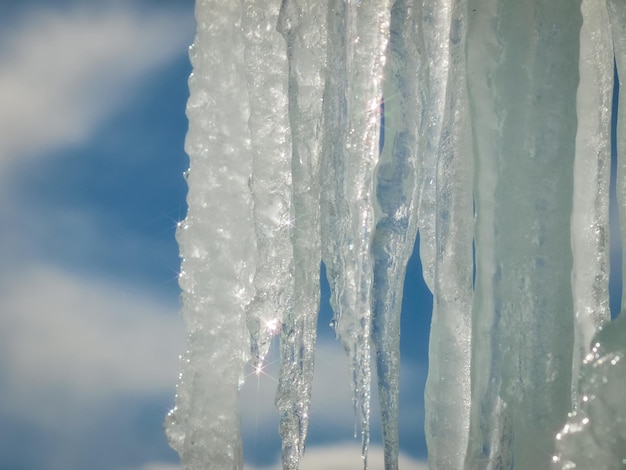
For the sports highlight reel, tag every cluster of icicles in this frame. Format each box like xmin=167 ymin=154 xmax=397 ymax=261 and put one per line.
xmin=165 ymin=0 xmax=626 ymax=469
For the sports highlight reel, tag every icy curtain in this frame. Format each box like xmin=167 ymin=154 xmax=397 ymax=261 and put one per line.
xmin=167 ymin=0 xmax=626 ymax=469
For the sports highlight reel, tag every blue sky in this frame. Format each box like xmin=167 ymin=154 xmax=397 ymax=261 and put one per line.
xmin=0 ymin=2 xmax=432 ymax=469
xmin=3 ymin=2 xmax=620 ymax=469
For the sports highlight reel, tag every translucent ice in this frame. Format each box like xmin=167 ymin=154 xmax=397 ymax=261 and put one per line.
xmin=168 ymin=2 xmax=626 ymax=469
xmin=275 ymin=2 xmax=326 ymax=468
xmin=465 ymin=2 xmax=580 ymax=467
xmin=320 ymin=0 xmax=390 ymax=464
xmin=570 ymin=0 xmax=613 ymax=408
xmin=553 ymin=313 xmax=626 ymax=469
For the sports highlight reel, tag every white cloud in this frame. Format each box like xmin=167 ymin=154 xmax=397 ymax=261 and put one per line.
xmin=127 ymin=444 xmax=427 ymax=470
xmin=0 ymin=264 xmax=185 ymax=423
xmin=130 ymin=464 xmax=180 ymax=470
xmin=244 ymin=444 xmax=428 ymax=470
xmin=0 ymin=3 xmax=193 ymax=173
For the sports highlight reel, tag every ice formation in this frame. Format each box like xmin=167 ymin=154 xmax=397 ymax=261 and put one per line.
xmin=166 ymin=0 xmax=626 ymax=469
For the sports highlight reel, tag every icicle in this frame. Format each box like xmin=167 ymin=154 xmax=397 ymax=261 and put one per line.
xmin=416 ymin=0 xmax=453 ymax=292
xmin=165 ymin=2 xmax=255 ymax=469
xmin=168 ymin=1 xmax=626 ymax=468
xmin=423 ymin=0 xmax=473 ymax=467
xmin=463 ymin=1 xmax=512 ymax=465
xmin=465 ymin=1 xmax=580 ymax=468
xmin=370 ymin=1 xmax=423 ymax=469
xmin=275 ymin=2 xmax=327 ymax=468
xmin=570 ymin=0 xmax=613 ymax=409
xmin=242 ymin=0 xmax=293 ymax=369
xmin=607 ymin=0 xmax=626 ymax=315
xmin=320 ymin=1 xmax=390 ymax=466
xmin=241 ymin=0 xmax=293 ymax=370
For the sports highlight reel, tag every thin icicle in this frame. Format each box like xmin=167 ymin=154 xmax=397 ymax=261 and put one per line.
xmin=370 ymin=1 xmax=423 ymax=469
xmin=423 ymin=0 xmax=473 ymax=467
xmin=320 ymin=1 xmax=390 ymax=466
xmin=242 ymin=0 xmax=293 ymax=370
xmin=570 ymin=0 xmax=613 ymax=410
xmin=275 ymin=2 xmax=327 ymax=468
xmin=165 ymin=3 xmax=255 ymax=469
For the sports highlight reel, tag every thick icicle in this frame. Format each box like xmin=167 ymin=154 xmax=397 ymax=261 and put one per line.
xmin=463 ymin=1 xmax=512 ymax=465
xmin=423 ymin=0 xmax=473 ymax=467
xmin=570 ymin=0 xmax=613 ymax=409
xmin=371 ymin=1 xmax=423 ymax=469
xmin=165 ymin=3 xmax=255 ymax=469
xmin=275 ymin=2 xmax=327 ymax=468
xmin=465 ymin=1 xmax=580 ymax=468
xmin=416 ymin=0 xmax=453 ymax=291
xmin=320 ymin=1 xmax=390 ymax=465
xmin=242 ymin=0 xmax=293 ymax=369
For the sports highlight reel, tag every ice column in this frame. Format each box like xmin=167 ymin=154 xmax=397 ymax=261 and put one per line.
xmin=165 ymin=2 xmax=256 ymax=469
xmin=465 ymin=1 xmax=580 ymax=468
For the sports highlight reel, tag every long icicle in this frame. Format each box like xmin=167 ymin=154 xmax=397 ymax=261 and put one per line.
xmin=464 ymin=3 xmax=510 ymax=462
xmin=242 ymin=0 xmax=294 ymax=371
xmin=424 ymin=0 xmax=473 ymax=467
xmin=608 ymin=0 xmax=626 ymax=319
xmin=320 ymin=1 xmax=390 ymax=466
xmin=165 ymin=2 xmax=255 ymax=469
xmin=416 ymin=0 xmax=453 ymax=292
xmin=370 ymin=1 xmax=424 ymax=469
xmin=275 ymin=1 xmax=327 ymax=468
xmin=570 ymin=0 xmax=613 ymax=409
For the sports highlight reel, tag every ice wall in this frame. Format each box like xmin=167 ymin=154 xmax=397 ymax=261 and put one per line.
xmin=167 ymin=1 xmax=626 ymax=469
